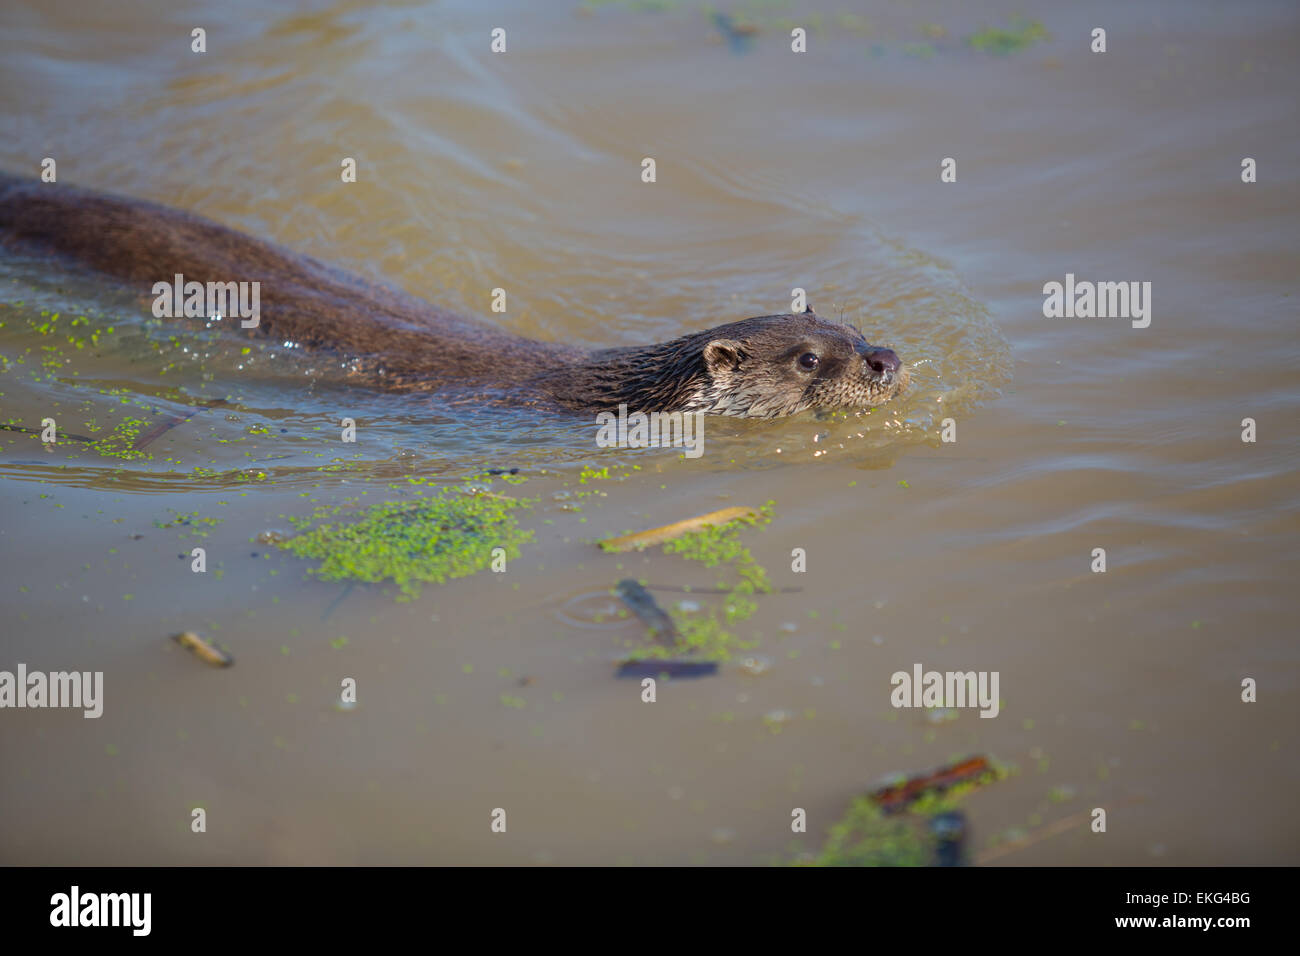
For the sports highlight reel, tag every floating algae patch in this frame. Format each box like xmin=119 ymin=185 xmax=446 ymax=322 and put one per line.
xmin=277 ymin=487 xmax=535 ymax=600
xmin=620 ymin=503 xmax=774 ymax=662
xmin=583 ymin=2 xmax=1049 ymax=62
xmin=84 ymin=415 xmax=153 ymax=461
xmin=968 ymin=16 xmax=1048 ymax=55
xmin=799 ymin=757 xmax=1009 ymax=866
xmin=154 ymin=509 xmax=225 ymax=539
xmin=801 ymin=797 xmax=935 ymax=867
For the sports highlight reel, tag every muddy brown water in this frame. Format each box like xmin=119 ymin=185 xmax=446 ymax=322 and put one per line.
xmin=0 ymin=0 xmax=1296 ymax=864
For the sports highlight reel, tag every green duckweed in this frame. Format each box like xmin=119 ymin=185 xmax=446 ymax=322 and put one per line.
xmin=277 ymin=488 xmax=534 ymax=600
xmin=968 ymin=16 xmax=1048 ymax=55
xmin=802 ymin=758 xmax=1008 ymax=866
xmin=803 ymin=797 xmax=935 ymax=867
xmin=625 ymin=502 xmax=774 ymax=662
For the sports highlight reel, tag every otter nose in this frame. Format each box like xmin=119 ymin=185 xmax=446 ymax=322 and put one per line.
xmin=862 ymin=347 xmax=901 ymax=377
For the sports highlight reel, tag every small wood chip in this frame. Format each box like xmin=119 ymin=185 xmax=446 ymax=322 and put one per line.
xmin=172 ymin=631 xmax=233 ymax=667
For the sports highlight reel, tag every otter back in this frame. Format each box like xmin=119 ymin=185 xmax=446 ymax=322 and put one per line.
xmin=0 ymin=172 xmax=578 ymax=393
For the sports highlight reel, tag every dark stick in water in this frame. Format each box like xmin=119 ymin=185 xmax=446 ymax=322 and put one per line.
xmin=615 ymin=578 xmax=678 ymax=646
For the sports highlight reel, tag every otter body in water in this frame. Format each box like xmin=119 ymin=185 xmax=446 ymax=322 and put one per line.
xmin=0 ymin=173 xmax=906 ymax=418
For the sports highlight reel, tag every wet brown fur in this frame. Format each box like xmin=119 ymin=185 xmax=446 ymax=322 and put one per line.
xmin=0 ymin=173 xmax=906 ymax=417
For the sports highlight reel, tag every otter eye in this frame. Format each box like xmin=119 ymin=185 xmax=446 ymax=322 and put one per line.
xmin=798 ymin=352 xmax=820 ymax=371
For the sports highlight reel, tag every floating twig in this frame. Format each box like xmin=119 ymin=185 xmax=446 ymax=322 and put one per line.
xmin=134 ymin=398 xmax=229 ymax=449
xmin=615 ymin=578 xmax=678 ymax=646
xmin=615 ymin=660 xmax=718 ymax=680
xmin=172 ymin=630 xmax=233 ymax=668
xmin=321 ymin=581 xmax=356 ymax=622
xmin=0 ymin=424 xmax=94 ymax=442
xmin=973 ymin=794 xmax=1147 ymax=865
xmin=870 ymin=755 xmax=996 ymax=814
xmin=599 ymin=506 xmax=758 ymax=553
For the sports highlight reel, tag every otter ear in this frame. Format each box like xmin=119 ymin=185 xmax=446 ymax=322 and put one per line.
xmin=702 ymin=339 xmax=744 ymax=374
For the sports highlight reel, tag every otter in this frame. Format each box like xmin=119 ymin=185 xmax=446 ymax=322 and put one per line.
xmin=0 ymin=173 xmax=906 ymax=418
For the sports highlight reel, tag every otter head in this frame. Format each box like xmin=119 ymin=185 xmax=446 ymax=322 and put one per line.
xmin=687 ymin=310 xmax=908 ymax=418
